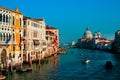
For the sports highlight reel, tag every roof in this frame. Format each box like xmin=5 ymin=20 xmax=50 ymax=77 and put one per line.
xmin=0 ymin=6 xmax=22 ymax=14
xmin=46 ymin=25 xmax=57 ymax=29
xmin=23 ymin=16 xmax=31 ymax=20
xmin=23 ymin=16 xmax=44 ymax=23
xmin=32 ymin=18 xmax=44 ymax=21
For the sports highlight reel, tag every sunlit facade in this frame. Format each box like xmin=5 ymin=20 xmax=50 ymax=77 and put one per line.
xmin=0 ymin=7 xmax=23 ymax=67
xmin=23 ymin=17 xmax=47 ymax=62
xmin=46 ymin=26 xmax=59 ymax=57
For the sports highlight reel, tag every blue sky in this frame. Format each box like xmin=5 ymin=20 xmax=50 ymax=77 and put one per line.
xmin=1 ymin=0 xmax=120 ymax=44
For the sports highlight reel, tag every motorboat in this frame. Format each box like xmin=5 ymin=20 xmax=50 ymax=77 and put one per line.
xmin=83 ymin=59 xmax=90 ymax=64
xmin=0 ymin=75 xmax=6 ymax=80
xmin=80 ymin=53 xmax=83 ymax=56
xmin=105 ymin=61 xmax=112 ymax=69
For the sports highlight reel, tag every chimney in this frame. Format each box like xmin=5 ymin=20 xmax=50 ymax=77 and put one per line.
xmin=15 ymin=7 xmax=19 ymax=12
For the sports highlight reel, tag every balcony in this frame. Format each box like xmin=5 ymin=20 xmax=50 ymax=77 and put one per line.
xmin=0 ymin=41 xmax=10 ymax=45
xmin=0 ymin=22 xmax=10 ymax=27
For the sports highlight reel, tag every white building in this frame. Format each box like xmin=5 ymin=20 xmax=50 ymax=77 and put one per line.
xmin=23 ymin=17 xmax=46 ymax=62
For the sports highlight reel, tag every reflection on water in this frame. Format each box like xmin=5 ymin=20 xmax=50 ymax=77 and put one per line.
xmin=6 ymin=48 xmax=120 ymax=80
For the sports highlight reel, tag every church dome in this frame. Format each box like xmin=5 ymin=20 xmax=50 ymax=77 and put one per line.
xmin=83 ymin=28 xmax=93 ymax=39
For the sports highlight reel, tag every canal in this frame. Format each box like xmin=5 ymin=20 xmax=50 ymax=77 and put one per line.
xmin=6 ymin=48 xmax=120 ymax=80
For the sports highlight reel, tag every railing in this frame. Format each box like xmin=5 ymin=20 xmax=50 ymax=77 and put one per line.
xmin=0 ymin=41 xmax=11 ymax=44
xmin=0 ymin=22 xmax=10 ymax=26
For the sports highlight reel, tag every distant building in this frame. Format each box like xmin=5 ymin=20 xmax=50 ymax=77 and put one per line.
xmin=77 ymin=28 xmax=113 ymax=51
xmin=112 ymin=30 xmax=120 ymax=53
xmin=83 ymin=28 xmax=93 ymax=39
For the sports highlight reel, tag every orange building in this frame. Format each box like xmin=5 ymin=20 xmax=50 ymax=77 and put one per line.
xmin=46 ymin=26 xmax=59 ymax=57
xmin=0 ymin=7 xmax=23 ymax=68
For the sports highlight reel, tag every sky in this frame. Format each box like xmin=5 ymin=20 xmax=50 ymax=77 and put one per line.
xmin=1 ymin=0 xmax=120 ymax=44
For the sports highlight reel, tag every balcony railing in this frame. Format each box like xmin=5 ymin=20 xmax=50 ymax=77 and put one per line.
xmin=0 ymin=22 xmax=10 ymax=26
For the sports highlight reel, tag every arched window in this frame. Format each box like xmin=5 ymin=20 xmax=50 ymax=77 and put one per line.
xmin=5 ymin=33 xmax=8 ymax=41
xmin=20 ymin=18 xmax=22 ymax=26
xmin=0 ymin=14 xmax=2 ymax=22
xmin=0 ymin=33 xmax=2 ymax=41
xmin=6 ymin=15 xmax=8 ymax=23
xmin=13 ymin=33 xmax=15 ymax=41
xmin=9 ymin=16 xmax=11 ymax=25
xmin=3 ymin=33 xmax=5 ymax=41
xmin=3 ymin=14 xmax=5 ymax=22
xmin=13 ymin=16 xmax=15 ymax=25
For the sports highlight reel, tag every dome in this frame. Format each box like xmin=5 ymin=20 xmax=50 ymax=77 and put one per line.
xmin=83 ymin=28 xmax=93 ymax=39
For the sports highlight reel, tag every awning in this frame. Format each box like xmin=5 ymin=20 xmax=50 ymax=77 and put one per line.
xmin=33 ymin=40 xmax=40 ymax=45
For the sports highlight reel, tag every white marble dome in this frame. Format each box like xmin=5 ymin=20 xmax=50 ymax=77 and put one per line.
xmin=83 ymin=28 xmax=93 ymax=39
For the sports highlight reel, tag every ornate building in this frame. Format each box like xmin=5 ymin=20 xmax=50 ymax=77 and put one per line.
xmin=0 ymin=7 xmax=23 ymax=68
xmin=83 ymin=28 xmax=93 ymax=39
xmin=77 ymin=28 xmax=112 ymax=51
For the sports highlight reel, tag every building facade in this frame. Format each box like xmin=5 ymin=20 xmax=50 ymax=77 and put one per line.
xmin=0 ymin=7 xmax=23 ymax=68
xmin=46 ymin=26 xmax=59 ymax=57
xmin=23 ymin=17 xmax=47 ymax=62
xmin=77 ymin=28 xmax=113 ymax=51
xmin=112 ymin=30 xmax=120 ymax=53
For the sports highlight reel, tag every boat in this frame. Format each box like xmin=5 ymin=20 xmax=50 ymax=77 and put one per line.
xmin=83 ymin=59 xmax=90 ymax=64
xmin=0 ymin=75 xmax=6 ymax=80
xmin=105 ymin=61 xmax=112 ymax=69
xmin=26 ymin=67 xmax=32 ymax=72
xmin=58 ymin=48 xmax=67 ymax=54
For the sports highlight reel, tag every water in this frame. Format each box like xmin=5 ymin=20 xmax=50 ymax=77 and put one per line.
xmin=6 ymin=48 xmax=120 ymax=80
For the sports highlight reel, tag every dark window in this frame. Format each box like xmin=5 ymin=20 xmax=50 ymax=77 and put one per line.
xmin=13 ymin=16 xmax=15 ymax=25
xmin=6 ymin=15 xmax=8 ymax=23
xmin=3 ymin=14 xmax=5 ymax=22
xmin=23 ymin=30 xmax=26 ymax=37
xmin=20 ymin=18 xmax=22 ymax=26
xmin=0 ymin=14 xmax=2 ymax=21
xmin=24 ymin=21 xmax=26 ymax=25
xmin=13 ymin=46 xmax=15 ymax=51
xmin=13 ymin=33 xmax=15 ymax=41
xmin=13 ymin=54 xmax=15 ymax=58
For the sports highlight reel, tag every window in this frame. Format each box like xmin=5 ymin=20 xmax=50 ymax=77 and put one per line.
xmin=13 ymin=16 xmax=15 ymax=25
xmin=28 ymin=21 xmax=29 ymax=25
xmin=9 ymin=16 xmax=11 ymax=25
xmin=33 ymin=31 xmax=37 ymax=38
xmin=20 ymin=46 xmax=22 ymax=50
xmin=24 ymin=44 xmax=26 ymax=50
xmin=13 ymin=46 xmax=15 ymax=51
xmin=20 ymin=18 xmax=22 ymax=26
xmin=0 ymin=14 xmax=2 ymax=22
xmin=6 ymin=15 xmax=8 ymax=23
xmin=0 ymin=33 xmax=2 ymax=41
xmin=13 ymin=33 xmax=15 ymax=41
xmin=3 ymin=14 xmax=5 ymax=22
xmin=3 ymin=33 xmax=5 ymax=41
xmin=24 ymin=21 xmax=26 ymax=25
xmin=13 ymin=54 xmax=15 ymax=58
xmin=23 ymin=30 xmax=26 ymax=37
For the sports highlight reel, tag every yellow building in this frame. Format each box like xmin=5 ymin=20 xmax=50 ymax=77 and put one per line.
xmin=0 ymin=7 xmax=23 ymax=68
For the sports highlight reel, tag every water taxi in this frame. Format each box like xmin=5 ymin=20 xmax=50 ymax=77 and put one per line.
xmin=83 ymin=59 xmax=90 ymax=64
xmin=0 ymin=75 xmax=6 ymax=80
